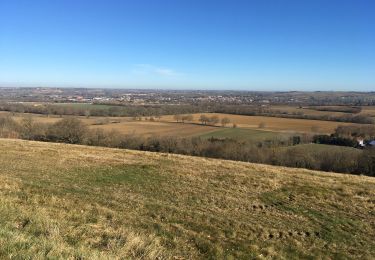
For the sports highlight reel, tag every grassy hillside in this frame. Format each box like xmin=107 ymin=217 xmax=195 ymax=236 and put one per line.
xmin=0 ymin=139 xmax=374 ymax=259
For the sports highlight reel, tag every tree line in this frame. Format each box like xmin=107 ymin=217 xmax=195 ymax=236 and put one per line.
xmin=313 ymin=125 xmax=375 ymax=148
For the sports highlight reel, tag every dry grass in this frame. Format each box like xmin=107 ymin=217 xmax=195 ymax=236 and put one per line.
xmin=91 ymin=121 xmax=217 ymax=137
xmin=361 ymin=106 xmax=375 ymax=117
xmin=271 ymin=105 xmax=375 ymax=118
xmin=2 ymin=111 xmax=121 ymax=125
xmin=0 ymin=138 xmax=374 ymax=259
xmin=270 ymin=105 xmax=348 ymax=116
xmin=161 ymin=113 xmax=364 ymax=133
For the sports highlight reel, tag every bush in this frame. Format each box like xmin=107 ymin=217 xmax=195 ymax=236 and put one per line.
xmin=47 ymin=118 xmax=88 ymax=144
xmin=357 ymin=148 xmax=375 ymax=176
xmin=313 ymin=135 xmax=357 ymax=147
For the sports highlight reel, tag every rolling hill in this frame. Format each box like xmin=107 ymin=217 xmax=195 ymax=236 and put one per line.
xmin=0 ymin=138 xmax=374 ymax=259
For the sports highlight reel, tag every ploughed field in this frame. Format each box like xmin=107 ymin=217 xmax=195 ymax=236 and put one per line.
xmin=0 ymin=138 xmax=374 ymax=259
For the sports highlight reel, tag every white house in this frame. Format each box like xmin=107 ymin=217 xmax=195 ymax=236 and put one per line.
xmin=357 ymin=138 xmax=365 ymax=147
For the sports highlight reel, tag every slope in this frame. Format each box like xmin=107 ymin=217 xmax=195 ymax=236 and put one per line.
xmin=0 ymin=139 xmax=374 ymax=259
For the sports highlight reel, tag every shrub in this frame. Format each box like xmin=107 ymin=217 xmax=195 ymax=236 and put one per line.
xmin=47 ymin=118 xmax=88 ymax=144
xmin=313 ymin=135 xmax=357 ymax=147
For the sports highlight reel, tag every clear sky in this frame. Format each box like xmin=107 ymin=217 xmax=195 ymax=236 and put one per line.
xmin=0 ymin=0 xmax=374 ymax=91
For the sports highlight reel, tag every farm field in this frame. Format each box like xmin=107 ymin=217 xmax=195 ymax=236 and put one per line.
xmin=361 ymin=106 xmax=375 ymax=117
xmin=198 ymin=127 xmax=289 ymax=142
xmin=161 ymin=113 xmax=362 ymax=133
xmin=91 ymin=121 xmax=218 ymax=137
xmin=270 ymin=105 xmax=375 ymax=118
xmin=0 ymin=111 xmax=130 ymax=126
xmin=269 ymin=105 xmax=347 ymax=117
xmin=0 ymin=138 xmax=374 ymax=259
xmin=0 ymin=111 xmax=93 ymax=124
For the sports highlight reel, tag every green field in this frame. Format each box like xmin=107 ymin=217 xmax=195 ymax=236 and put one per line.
xmin=199 ymin=127 xmax=289 ymax=142
xmin=54 ymin=103 xmax=115 ymax=109
xmin=0 ymin=139 xmax=374 ymax=259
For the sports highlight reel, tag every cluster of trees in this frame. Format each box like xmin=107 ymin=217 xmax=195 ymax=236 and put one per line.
xmin=1 ymin=116 xmax=374 ymax=176
xmin=198 ymin=115 xmax=219 ymax=126
xmin=312 ymin=125 xmax=375 ymax=148
xmin=173 ymin=114 xmax=232 ymax=127
xmin=335 ymin=125 xmax=375 ymax=139
xmin=0 ymin=116 xmax=88 ymax=144
xmin=313 ymin=135 xmax=358 ymax=147
xmin=173 ymin=114 xmax=194 ymax=123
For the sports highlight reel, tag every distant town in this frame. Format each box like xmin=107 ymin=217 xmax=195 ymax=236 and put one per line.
xmin=1 ymin=87 xmax=375 ymax=106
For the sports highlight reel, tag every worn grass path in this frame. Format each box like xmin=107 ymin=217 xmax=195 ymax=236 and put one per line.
xmin=0 ymin=138 xmax=374 ymax=259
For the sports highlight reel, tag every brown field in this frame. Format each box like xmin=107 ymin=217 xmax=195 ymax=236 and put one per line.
xmin=91 ymin=121 xmax=218 ymax=137
xmin=361 ymin=106 xmax=375 ymax=117
xmin=0 ymin=111 xmax=131 ymax=126
xmin=269 ymin=105 xmax=347 ymax=117
xmin=0 ymin=138 xmax=374 ymax=259
xmin=0 ymin=111 xmax=92 ymax=124
xmin=271 ymin=105 xmax=375 ymax=118
xmin=161 ymin=113 xmax=363 ymax=133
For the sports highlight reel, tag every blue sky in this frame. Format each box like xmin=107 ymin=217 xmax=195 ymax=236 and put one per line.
xmin=0 ymin=0 xmax=374 ymax=90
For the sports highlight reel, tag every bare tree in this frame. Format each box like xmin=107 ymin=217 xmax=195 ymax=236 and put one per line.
xmin=174 ymin=114 xmax=183 ymax=122
xmin=221 ymin=117 xmax=230 ymax=127
xmin=199 ymin=115 xmax=209 ymax=125
xmin=209 ymin=116 xmax=219 ymax=125
xmin=182 ymin=114 xmax=193 ymax=123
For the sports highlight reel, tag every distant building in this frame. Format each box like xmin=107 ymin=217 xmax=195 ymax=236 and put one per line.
xmin=357 ymin=138 xmax=365 ymax=147
xmin=356 ymin=138 xmax=375 ymax=147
